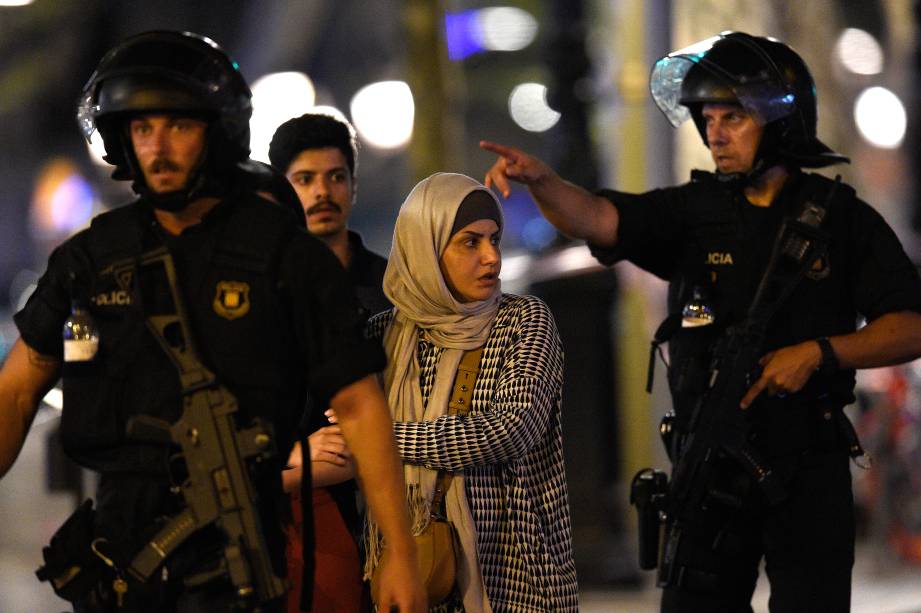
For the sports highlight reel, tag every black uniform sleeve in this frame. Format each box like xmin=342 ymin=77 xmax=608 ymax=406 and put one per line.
xmin=588 ymin=187 xmax=686 ymax=280
xmin=13 ymin=232 xmax=90 ymax=358
xmin=849 ymin=199 xmax=921 ymax=321
xmin=278 ymin=232 xmax=386 ymax=405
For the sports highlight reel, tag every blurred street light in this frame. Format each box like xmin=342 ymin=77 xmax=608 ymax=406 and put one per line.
xmin=854 ymin=86 xmax=906 ymax=148
xmin=834 ymin=28 xmax=884 ymax=76
xmin=445 ymin=6 xmax=537 ymax=60
xmin=350 ymin=80 xmax=414 ymax=150
xmin=508 ymin=82 xmax=560 ymax=132
xmin=250 ymin=71 xmax=317 ymax=162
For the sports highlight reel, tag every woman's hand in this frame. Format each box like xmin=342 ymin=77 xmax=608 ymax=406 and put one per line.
xmin=308 ymin=425 xmax=351 ymax=466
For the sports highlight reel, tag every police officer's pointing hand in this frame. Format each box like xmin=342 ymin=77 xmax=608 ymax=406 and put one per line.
xmin=481 ymin=140 xmax=556 ymax=198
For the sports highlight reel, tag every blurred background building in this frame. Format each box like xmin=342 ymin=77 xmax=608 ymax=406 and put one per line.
xmin=2 ymin=1 xmax=921 ymax=611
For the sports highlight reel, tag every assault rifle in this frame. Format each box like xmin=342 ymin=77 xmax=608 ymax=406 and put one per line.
xmin=120 ymin=247 xmax=287 ymax=608
xmin=644 ymin=180 xmax=839 ymax=588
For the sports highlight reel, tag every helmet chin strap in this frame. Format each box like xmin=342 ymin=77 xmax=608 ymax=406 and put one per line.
xmin=714 ymin=156 xmax=771 ymax=186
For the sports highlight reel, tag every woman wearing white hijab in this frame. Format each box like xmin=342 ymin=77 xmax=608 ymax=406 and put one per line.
xmin=364 ymin=173 xmax=578 ymax=612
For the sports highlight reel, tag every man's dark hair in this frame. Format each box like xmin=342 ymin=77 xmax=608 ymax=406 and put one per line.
xmin=268 ymin=112 xmax=359 ymax=177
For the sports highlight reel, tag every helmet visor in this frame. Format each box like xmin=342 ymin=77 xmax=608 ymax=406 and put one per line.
xmin=650 ymin=33 xmax=797 ymax=128
xmin=76 ymin=31 xmax=251 ymax=143
xmin=76 ymin=91 xmax=99 ymax=142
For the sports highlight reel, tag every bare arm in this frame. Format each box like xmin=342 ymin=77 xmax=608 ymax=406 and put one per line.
xmin=741 ymin=310 xmax=921 ymax=408
xmin=281 ymin=426 xmax=356 ymax=493
xmin=310 ymin=460 xmax=355 ymax=489
xmin=831 ymin=310 xmax=921 ymax=368
xmin=480 ymin=139 xmax=620 ymax=247
xmin=329 ymin=374 xmax=425 ymax=612
xmin=0 ymin=338 xmax=61 ymax=478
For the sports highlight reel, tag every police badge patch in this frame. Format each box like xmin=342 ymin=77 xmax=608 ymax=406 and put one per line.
xmin=213 ymin=281 xmax=251 ymax=320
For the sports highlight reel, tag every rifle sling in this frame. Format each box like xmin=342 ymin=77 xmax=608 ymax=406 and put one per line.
xmin=745 ymin=175 xmax=840 ymax=327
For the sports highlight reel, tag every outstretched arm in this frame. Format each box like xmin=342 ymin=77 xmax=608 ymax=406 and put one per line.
xmin=741 ymin=310 xmax=921 ymax=408
xmin=0 ymin=338 xmax=61 ymax=478
xmin=329 ymin=374 xmax=425 ymax=612
xmin=480 ymin=139 xmax=620 ymax=247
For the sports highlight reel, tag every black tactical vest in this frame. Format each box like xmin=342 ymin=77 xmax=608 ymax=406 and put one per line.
xmin=60 ymin=192 xmax=304 ymax=475
xmin=663 ymin=171 xmax=856 ymax=431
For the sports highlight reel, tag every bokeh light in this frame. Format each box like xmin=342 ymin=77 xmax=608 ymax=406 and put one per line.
xmin=30 ymin=159 xmax=96 ymax=239
xmin=854 ymin=86 xmax=906 ymax=148
xmin=445 ymin=6 xmax=537 ymax=61
xmin=834 ymin=28 xmax=884 ymax=75
xmin=250 ymin=71 xmax=317 ymax=162
xmin=478 ymin=7 xmax=538 ymax=52
xmin=508 ymin=82 xmax=561 ymax=132
xmin=350 ymin=81 xmax=414 ymax=150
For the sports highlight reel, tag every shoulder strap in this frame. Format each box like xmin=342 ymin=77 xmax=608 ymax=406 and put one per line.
xmin=430 ymin=346 xmax=485 ymax=516
xmin=447 ymin=347 xmax=485 ymax=417
xmin=745 ymin=175 xmax=843 ymax=329
xmin=121 ymin=246 xmax=218 ymax=391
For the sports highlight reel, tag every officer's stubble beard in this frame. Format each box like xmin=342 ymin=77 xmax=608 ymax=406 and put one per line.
xmin=140 ymin=143 xmax=212 ymax=213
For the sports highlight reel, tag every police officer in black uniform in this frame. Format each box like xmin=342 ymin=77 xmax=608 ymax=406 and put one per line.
xmin=0 ymin=31 xmax=424 ymax=613
xmin=482 ymin=31 xmax=921 ymax=613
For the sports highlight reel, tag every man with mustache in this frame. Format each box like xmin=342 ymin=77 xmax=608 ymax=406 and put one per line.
xmin=0 ymin=31 xmax=424 ymax=613
xmin=268 ymin=112 xmax=389 ymax=613
xmin=270 ymin=112 xmax=389 ymax=317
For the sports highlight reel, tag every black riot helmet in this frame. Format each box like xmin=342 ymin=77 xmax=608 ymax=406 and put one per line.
xmin=649 ymin=31 xmax=848 ymax=171
xmin=77 ymin=31 xmax=253 ymax=206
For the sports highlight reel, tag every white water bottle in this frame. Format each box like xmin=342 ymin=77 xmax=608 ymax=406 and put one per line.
xmin=63 ymin=300 xmax=99 ymax=362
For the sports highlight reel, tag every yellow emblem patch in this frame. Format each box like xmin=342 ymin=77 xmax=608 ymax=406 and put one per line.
xmin=213 ymin=281 xmax=251 ymax=320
